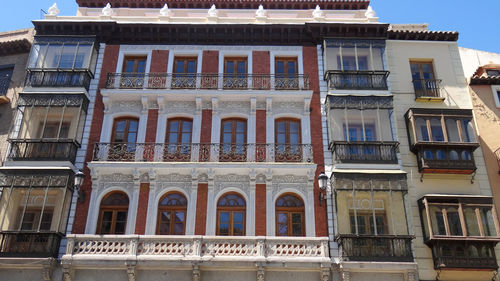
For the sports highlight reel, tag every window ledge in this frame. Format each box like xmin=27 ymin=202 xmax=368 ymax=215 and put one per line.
xmin=415 ymin=96 xmax=445 ymax=102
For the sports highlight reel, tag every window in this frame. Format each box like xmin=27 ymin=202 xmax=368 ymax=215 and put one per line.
xmin=97 ymin=192 xmax=129 ymax=235
xmin=486 ymin=70 xmax=500 ymax=77
xmin=275 ymin=58 xmax=298 ymax=89
xmin=494 ymin=89 xmax=500 ymax=108
xmin=408 ymin=111 xmax=476 ymax=144
xmin=28 ymin=38 xmax=96 ymax=71
xmin=0 ymin=67 xmax=13 ymax=96
xmin=156 ymin=192 xmax=187 ymax=235
xmin=112 ymin=117 xmax=139 ymax=144
xmin=325 ymin=40 xmax=385 ymax=71
xmin=172 ymin=57 xmax=197 ymax=89
xmin=165 ymin=118 xmax=192 ymax=161
xmin=276 ymin=194 xmax=305 ymax=236
xmin=330 ymin=108 xmax=394 ymax=142
xmin=217 ymin=193 xmax=246 ymax=236
xmin=349 ymin=212 xmax=387 ymax=235
xmin=220 ymin=118 xmax=247 ymax=161
xmin=120 ymin=56 xmax=147 ymax=88
xmin=420 ymin=196 xmax=499 ymax=240
xmin=410 ymin=61 xmax=441 ymax=98
xmin=275 ymin=118 xmax=302 ymax=161
xmin=123 ymin=56 xmax=147 ymax=73
xmin=224 ymin=57 xmax=247 ymax=89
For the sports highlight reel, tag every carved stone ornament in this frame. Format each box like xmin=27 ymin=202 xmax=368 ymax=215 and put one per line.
xmin=192 ymin=265 xmax=201 ymax=281
xmin=321 ymin=267 xmax=330 ymax=281
xmin=160 ymin=4 xmax=172 ymax=16
xmin=127 ymin=264 xmax=137 ymax=281
xmin=365 ymin=5 xmax=376 ymax=18
xmin=207 ymin=4 xmax=218 ymax=17
xmin=257 ymin=266 xmax=265 ymax=281
xmin=158 ymin=173 xmax=191 ymax=183
xmin=255 ymin=5 xmax=266 ymax=18
xmin=312 ymin=5 xmax=324 ymax=19
xmin=101 ymin=173 xmax=134 ymax=183
xmin=102 ymin=3 xmax=113 ymax=16
xmin=48 ymin=3 xmax=60 ymax=16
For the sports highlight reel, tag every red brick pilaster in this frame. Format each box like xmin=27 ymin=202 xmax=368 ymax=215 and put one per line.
xmin=149 ymin=50 xmax=169 ymax=72
xmin=194 ymin=183 xmax=208 ymax=235
xmin=135 ymin=183 xmax=150 ymax=234
xmin=252 ymin=51 xmax=270 ymax=74
xmin=256 ymin=110 xmax=266 ymax=143
xmin=255 ymin=184 xmax=267 ymax=236
xmin=202 ymin=50 xmax=219 ymax=73
xmin=200 ymin=109 xmax=212 ymax=161
xmin=145 ymin=109 xmax=158 ymax=143
xmin=72 ymin=45 xmax=120 ymax=234
xmin=302 ymin=46 xmax=327 ymax=237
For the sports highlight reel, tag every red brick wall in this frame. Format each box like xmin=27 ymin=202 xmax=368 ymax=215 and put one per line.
xmin=145 ymin=109 xmax=158 ymax=142
xmin=194 ymin=183 xmax=208 ymax=235
xmin=302 ymin=46 xmax=327 ymax=237
xmin=252 ymin=51 xmax=270 ymax=74
xmin=135 ymin=183 xmax=150 ymax=234
xmin=72 ymin=45 xmax=120 ymax=234
xmin=256 ymin=110 xmax=266 ymax=143
xmin=149 ymin=50 xmax=169 ymax=72
xmin=255 ymin=183 xmax=267 ymax=235
xmin=202 ymin=50 xmax=219 ymax=73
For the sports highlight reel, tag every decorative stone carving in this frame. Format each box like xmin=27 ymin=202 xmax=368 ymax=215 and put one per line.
xmin=273 ymin=175 xmax=309 ymax=184
xmin=192 ymin=265 xmax=201 ymax=281
xmin=158 ymin=173 xmax=191 ymax=183
xmin=42 ymin=259 xmax=56 ymax=281
xmin=215 ymin=174 xmax=250 ymax=182
xmin=164 ymin=101 xmax=196 ymax=114
xmin=101 ymin=173 xmax=134 ymax=183
xmin=140 ymin=173 xmax=149 ymax=183
xmin=312 ymin=5 xmax=324 ymax=20
xmin=160 ymin=4 xmax=172 ymax=17
xmin=365 ymin=6 xmax=376 ymax=18
xmin=320 ymin=267 xmax=330 ymax=281
xmin=127 ymin=264 xmax=137 ymax=281
xmin=272 ymin=102 xmax=303 ymax=115
xmin=407 ymin=270 xmax=417 ymax=281
xmin=219 ymin=101 xmax=249 ymax=115
xmin=256 ymin=266 xmax=265 ymax=281
xmin=101 ymin=3 xmax=113 ymax=16
xmin=207 ymin=4 xmax=218 ymax=17
xmin=198 ymin=173 xmax=208 ymax=183
xmin=48 ymin=3 xmax=59 ymax=16
xmin=114 ymin=101 xmax=143 ymax=113
xmin=341 ymin=270 xmax=350 ymax=281
xmin=256 ymin=174 xmax=266 ymax=184
xmin=62 ymin=264 xmax=74 ymax=281
xmin=256 ymin=5 xmax=266 ymax=18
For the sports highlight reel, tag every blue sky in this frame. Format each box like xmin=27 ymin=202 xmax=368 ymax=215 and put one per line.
xmin=1 ymin=0 xmax=499 ymax=53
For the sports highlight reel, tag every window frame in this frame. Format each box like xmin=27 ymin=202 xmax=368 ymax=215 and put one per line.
xmin=349 ymin=211 xmax=388 ymax=235
xmin=275 ymin=118 xmax=301 ymax=145
xmin=492 ymin=86 xmax=500 ymax=108
xmin=216 ymin=192 xmax=246 ymax=236
xmin=275 ymin=57 xmax=298 ymax=76
xmin=156 ymin=192 xmax=187 ymax=235
xmin=224 ymin=57 xmax=248 ymax=75
xmin=122 ymin=56 xmax=148 ymax=74
xmin=111 ymin=117 xmax=140 ymax=144
xmin=173 ymin=57 xmax=198 ymax=74
xmin=28 ymin=38 xmax=96 ymax=71
xmin=220 ymin=118 xmax=247 ymax=145
xmin=96 ymin=191 xmax=129 ymax=235
xmin=275 ymin=193 xmax=306 ymax=237
xmin=410 ymin=60 xmax=436 ymax=81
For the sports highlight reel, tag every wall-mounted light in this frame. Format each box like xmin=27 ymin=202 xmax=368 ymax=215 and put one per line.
xmin=317 ymin=172 xmax=328 ymax=206
xmin=74 ymin=170 xmax=86 ymax=204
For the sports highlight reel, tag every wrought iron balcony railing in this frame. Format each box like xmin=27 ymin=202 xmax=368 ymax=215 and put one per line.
xmin=0 ymin=231 xmax=63 ymax=258
xmin=335 ymin=234 xmax=414 ymax=262
xmin=428 ymin=240 xmax=498 ymax=270
xmin=329 ymin=141 xmax=399 ymax=164
xmin=325 ymin=70 xmax=389 ymax=90
xmin=25 ymin=69 xmax=93 ymax=90
xmin=412 ymin=79 xmax=442 ymax=99
xmin=8 ymin=139 xmax=80 ymax=163
xmin=64 ymin=235 xmax=329 ymax=263
xmin=92 ymin=143 xmax=313 ymax=163
xmin=105 ymin=73 xmax=310 ymax=90
xmin=413 ymin=143 xmax=478 ymax=174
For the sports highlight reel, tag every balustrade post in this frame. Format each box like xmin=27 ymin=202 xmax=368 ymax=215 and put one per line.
xmin=129 ymin=237 xmax=139 ymax=256
xmin=66 ymin=236 xmax=75 ymax=255
xmin=191 ymin=144 xmax=200 ymax=162
xmin=193 ymin=236 xmax=202 ymax=258
xmin=321 ymin=240 xmax=329 ymax=258
xmin=257 ymin=237 xmax=265 ymax=259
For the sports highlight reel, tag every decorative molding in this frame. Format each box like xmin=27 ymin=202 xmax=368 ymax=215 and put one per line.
xmin=99 ymin=173 xmax=134 ymax=183
xmin=192 ymin=265 xmax=201 ymax=281
xmin=272 ymin=102 xmax=303 ymax=115
xmin=158 ymin=173 xmax=191 ymax=183
xmin=257 ymin=266 xmax=265 ymax=281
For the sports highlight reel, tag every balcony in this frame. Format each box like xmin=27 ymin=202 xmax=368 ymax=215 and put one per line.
xmin=329 ymin=141 xmax=399 ymax=164
xmin=413 ymin=143 xmax=478 ymax=174
xmin=0 ymin=231 xmax=63 ymax=258
xmin=105 ymin=73 xmax=310 ymax=91
xmin=412 ymin=79 xmax=443 ymax=101
xmin=335 ymin=234 xmax=414 ymax=262
xmin=427 ymin=240 xmax=498 ymax=270
xmin=93 ymin=143 xmax=313 ymax=163
xmin=64 ymin=235 xmax=329 ymax=263
xmin=325 ymin=70 xmax=389 ymax=90
xmin=24 ymin=69 xmax=93 ymax=90
xmin=7 ymin=139 xmax=80 ymax=163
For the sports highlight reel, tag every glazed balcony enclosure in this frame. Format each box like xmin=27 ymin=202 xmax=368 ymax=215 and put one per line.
xmin=418 ymin=195 xmax=500 ymax=270
xmin=324 ymin=39 xmax=389 ymax=91
xmin=0 ymin=170 xmax=74 ymax=258
xmin=405 ymin=108 xmax=479 ymax=174
xmin=7 ymin=94 xmax=88 ymax=163
xmin=105 ymin=73 xmax=310 ymax=90
xmin=333 ymin=173 xmax=413 ymax=262
xmin=327 ymin=95 xmax=398 ymax=164
xmin=93 ymin=143 xmax=313 ymax=163
xmin=24 ymin=36 xmax=97 ymax=90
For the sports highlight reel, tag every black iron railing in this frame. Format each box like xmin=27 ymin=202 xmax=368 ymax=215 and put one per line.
xmin=0 ymin=76 xmax=11 ymax=96
xmin=25 ymin=69 xmax=93 ymax=90
xmin=412 ymin=79 xmax=442 ymax=99
xmin=8 ymin=139 xmax=80 ymax=163
xmin=0 ymin=231 xmax=63 ymax=258
xmin=429 ymin=240 xmax=498 ymax=270
xmin=325 ymin=70 xmax=389 ymax=90
xmin=93 ymin=143 xmax=313 ymax=163
xmin=335 ymin=234 xmax=414 ymax=262
xmin=330 ymin=141 xmax=399 ymax=164
xmin=414 ymin=143 xmax=478 ymax=173
xmin=105 ymin=73 xmax=310 ymax=90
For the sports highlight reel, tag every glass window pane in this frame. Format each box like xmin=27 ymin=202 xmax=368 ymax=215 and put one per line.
xmin=480 ymin=208 xmax=497 ymax=236
xmin=430 ymin=119 xmax=444 ymax=141
xmin=187 ymin=61 xmax=196 ymax=73
xmin=415 ymin=118 xmax=429 ymax=141
xmin=446 ymin=208 xmax=463 ymax=236
xmin=446 ymin=119 xmax=460 ymax=142
xmin=75 ymin=44 xmax=92 ymax=68
xmin=59 ymin=44 xmax=77 ymax=68
xmin=464 ymin=207 xmax=480 ymax=236
xmin=277 ymin=213 xmax=288 ymax=236
xmin=43 ymin=44 xmax=63 ymax=68
xmin=461 ymin=119 xmax=476 ymax=142
xmin=430 ymin=206 xmax=446 ymax=235
xmin=276 ymin=61 xmax=284 ymax=74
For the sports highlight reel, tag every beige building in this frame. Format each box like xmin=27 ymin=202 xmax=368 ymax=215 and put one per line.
xmin=0 ymin=28 xmax=34 ymax=165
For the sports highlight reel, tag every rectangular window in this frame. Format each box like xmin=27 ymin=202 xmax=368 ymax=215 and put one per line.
xmin=0 ymin=67 xmax=14 ymax=96
xmin=28 ymin=38 xmax=95 ymax=71
xmin=173 ymin=57 xmax=197 ymax=74
xmin=123 ymin=56 xmax=147 ymax=73
xmin=224 ymin=57 xmax=248 ymax=89
xmin=410 ymin=60 xmax=442 ymax=98
xmin=324 ymin=40 xmax=385 ymax=71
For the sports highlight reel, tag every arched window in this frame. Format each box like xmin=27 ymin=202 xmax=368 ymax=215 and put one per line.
xmin=111 ymin=117 xmax=139 ymax=161
xmin=220 ymin=118 xmax=247 ymax=161
xmin=157 ymin=192 xmax=187 ymax=235
xmin=276 ymin=193 xmax=305 ymax=236
xmin=217 ymin=193 xmax=246 ymax=236
xmin=97 ymin=191 xmax=129 ymax=234
xmin=275 ymin=118 xmax=302 ymax=161
xmin=165 ymin=118 xmax=193 ymax=161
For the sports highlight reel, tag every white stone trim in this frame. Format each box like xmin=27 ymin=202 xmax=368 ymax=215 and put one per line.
xmin=268 ymin=188 xmax=315 ymax=237
xmin=166 ymin=49 xmax=203 ymax=74
xmin=100 ymin=112 xmax=143 ymax=143
xmin=207 ymin=187 xmax=253 ymax=236
xmin=270 ymin=50 xmax=304 ymax=75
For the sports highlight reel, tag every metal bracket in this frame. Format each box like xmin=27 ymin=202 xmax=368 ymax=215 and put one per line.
xmin=471 ymin=172 xmax=476 ymax=184
xmin=420 ymin=173 xmax=424 ymax=182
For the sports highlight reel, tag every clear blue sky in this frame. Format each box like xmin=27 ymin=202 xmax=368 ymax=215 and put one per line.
xmin=1 ymin=0 xmax=499 ymax=53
